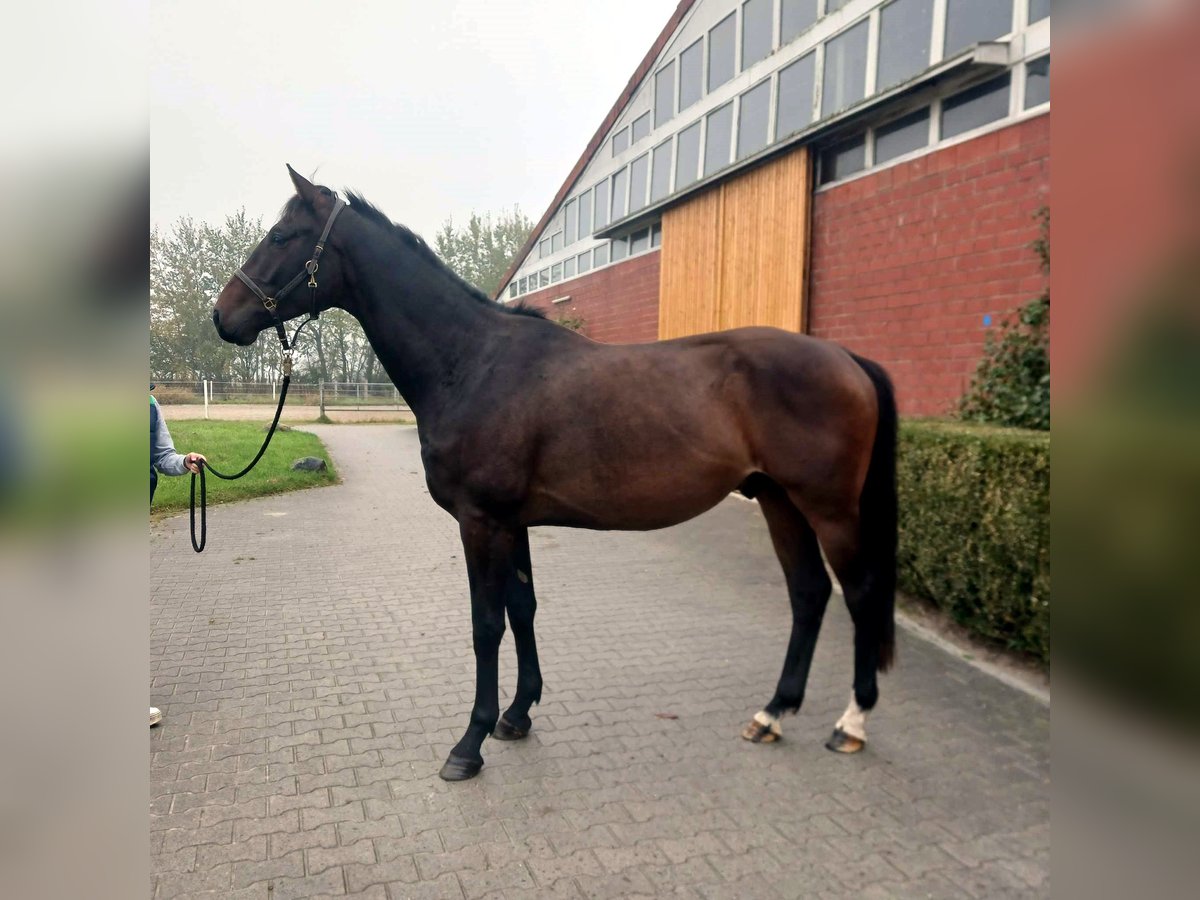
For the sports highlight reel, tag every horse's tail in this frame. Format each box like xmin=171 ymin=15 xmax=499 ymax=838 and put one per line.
xmin=848 ymin=352 xmax=897 ymax=673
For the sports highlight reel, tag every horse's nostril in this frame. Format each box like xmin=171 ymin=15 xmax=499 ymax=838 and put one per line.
xmin=212 ymin=308 xmax=221 ymax=327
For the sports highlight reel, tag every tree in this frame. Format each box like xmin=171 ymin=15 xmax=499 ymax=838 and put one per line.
xmin=151 ymin=212 xmax=264 ymax=381
xmin=151 ymin=203 xmax=533 ymax=386
xmin=434 ymin=207 xmax=534 ymax=298
xmin=151 ymin=210 xmax=379 ymax=385
xmin=958 ymin=208 xmax=1050 ymax=431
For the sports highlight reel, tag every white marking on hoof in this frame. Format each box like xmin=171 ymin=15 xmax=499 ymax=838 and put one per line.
xmin=834 ymin=695 xmax=867 ymax=742
xmin=753 ymin=710 xmax=783 ymax=738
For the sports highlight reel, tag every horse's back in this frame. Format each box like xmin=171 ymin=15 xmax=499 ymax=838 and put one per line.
xmin=643 ymin=326 xmax=875 ymax=414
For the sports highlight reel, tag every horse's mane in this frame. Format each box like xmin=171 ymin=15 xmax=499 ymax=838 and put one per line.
xmin=283 ymin=192 xmax=545 ymax=319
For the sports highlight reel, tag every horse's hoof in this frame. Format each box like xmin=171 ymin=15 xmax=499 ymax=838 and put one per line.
xmin=492 ymin=715 xmax=529 ymax=741
xmin=438 ymin=754 xmax=483 ymax=781
xmin=741 ymin=718 xmax=780 ymax=743
xmin=825 ymin=728 xmax=865 ymax=754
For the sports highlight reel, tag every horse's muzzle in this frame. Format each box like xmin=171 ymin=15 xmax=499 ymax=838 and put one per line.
xmin=211 ymin=306 xmax=254 ymax=346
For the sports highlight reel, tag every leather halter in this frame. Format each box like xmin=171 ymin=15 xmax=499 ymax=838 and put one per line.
xmin=234 ymin=196 xmax=347 ymax=367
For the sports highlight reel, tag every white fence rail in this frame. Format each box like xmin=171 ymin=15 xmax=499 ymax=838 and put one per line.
xmin=152 ymin=381 xmax=409 ymax=417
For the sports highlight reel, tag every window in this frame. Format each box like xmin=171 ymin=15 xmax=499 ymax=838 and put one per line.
xmin=551 ymin=263 xmax=562 ymax=283
xmin=539 ymin=238 xmax=550 ymax=259
xmin=1029 ymin=0 xmax=1050 ymax=24
xmin=1025 ymin=56 xmax=1049 ymax=109
xmin=632 ymin=111 xmax=652 ymax=143
xmin=577 ymin=251 xmax=592 ymax=274
xmin=878 ymin=0 xmax=933 ymax=91
xmin=777 ymin=52 xmax=816 ymax=139
xmin=539 ymin=268 xmax=550 ymax=287
xmin=737 ymin=80 xmax=771 ymax=159
xmin=708 ymin=13 xmax=736 ymax=92
xmin=593 ymin=177 xmax=609 ymax=229
xmin=611 ymin=166 xmax=629 ymax=221
xmin=612 ymin=127 xmax=630 ymax=156
xmin=578 ymin=190 xmax=592 ymax=239
xmin=593 ymin=243 xmax=609 ymax=267
xmin=742 ymin=0 xmax=772 ymax=71
xmin=651 ymin=222 xmax=662 ymax=248
xmin=611 ymin=237 xmax=628 ymax=262
xmin=551 ymin=232 xmax=563 ymax=254
xmin=819 ymin=134 xmax=866 ymax=184
xmin=780 ymin=0 xmax=818 ymax=45
xmin=651 ymin=138 xmax=673 ymax=202
xmin=564 ymin=256 xmax=576 ymax=278
xmin=941 ymin=73 xmax=1011 ymax=138
xmin=655 ymin=61 xmax=675 ymax=128
xmin=631 ymin=228 xmax=650 ymax=254
xmin=509 ymin=283 xmax=517 ymax=299
xmin=705 ymin=102 xmax=734 ymax=176
xmin=518 ymin=277 xmax=526 ymax=294
xmin=874 ymin=107 xmax=930 ymax=164
xmin=945 ymin=0 xmax=1014 ymax=58
xmin=629 ymin=154 xmax=649 ymax=213
xmin=826 ymin=0 xmax=852 ymax=10
xmin=564 ymin=199 xmax=577 ymax=245
xmin=675 ymin=121 xmax=702 ymax=189
xmin=679 ymin=38 xmax=704 ymax=111
xmin=822 ymin=20 xmax=869 ymax=118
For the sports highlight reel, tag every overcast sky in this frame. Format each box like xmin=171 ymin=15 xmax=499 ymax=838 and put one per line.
xmin=151 ymin=0 xmax=678 ymax=241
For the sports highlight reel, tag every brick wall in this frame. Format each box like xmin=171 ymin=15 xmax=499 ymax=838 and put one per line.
xmin=809 ymin=114 xmax=1051 ymax=417
xmin=517 ymin=251 xmax=661 ymax=344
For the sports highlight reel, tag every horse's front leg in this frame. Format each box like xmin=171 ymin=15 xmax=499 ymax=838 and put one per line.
xmin=439 ymin=514 xmax=518 ymax=782
xmin=494 ymin=528 xmax=541 ymax=741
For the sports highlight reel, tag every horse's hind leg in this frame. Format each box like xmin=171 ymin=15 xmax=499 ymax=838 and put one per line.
xmin=494 ymin=529 xmax=542 ymax=741
xmin=811 ymin=515 xmax=889 ymax=754
xmin=741 ymin=482 xmax=832 ymax=744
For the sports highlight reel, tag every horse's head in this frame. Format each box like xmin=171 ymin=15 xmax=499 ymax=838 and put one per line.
xmin=213 ymin=165 xmax=350 ymax=346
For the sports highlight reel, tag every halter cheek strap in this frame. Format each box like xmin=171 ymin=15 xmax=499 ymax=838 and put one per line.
xmin=234 ymin=197 xmax=347 ymax=359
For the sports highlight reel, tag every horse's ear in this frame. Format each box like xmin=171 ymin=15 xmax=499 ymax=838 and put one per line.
xmin=287 ymin=164 xmax=319 ymax=207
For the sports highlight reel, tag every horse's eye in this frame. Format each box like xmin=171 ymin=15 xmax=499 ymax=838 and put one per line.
xmin=271 ymin=232 xmax=290 ymax=245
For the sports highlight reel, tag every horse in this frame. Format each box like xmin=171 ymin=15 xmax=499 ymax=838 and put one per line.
xmin=213 ymin=166 xmax=897 ymax=781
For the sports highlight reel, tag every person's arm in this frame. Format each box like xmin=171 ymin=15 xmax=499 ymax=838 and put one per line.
xmin=151 ymin=405 xmax=189 ymax=476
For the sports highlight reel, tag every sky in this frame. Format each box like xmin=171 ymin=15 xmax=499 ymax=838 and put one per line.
xmin=151 ymin=0 xmax=679 ymax=242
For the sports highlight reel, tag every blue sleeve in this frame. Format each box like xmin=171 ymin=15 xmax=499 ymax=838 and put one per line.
xmin=151 ymin=399 xmax=188 ymax=476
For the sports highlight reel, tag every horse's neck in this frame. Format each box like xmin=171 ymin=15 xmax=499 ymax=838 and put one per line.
xmin=342 ymin=229 xmax=497 ymax=418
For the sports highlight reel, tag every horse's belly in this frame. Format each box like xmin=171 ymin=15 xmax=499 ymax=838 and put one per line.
xmin=523 ymin=463 xmax=745 ymax=531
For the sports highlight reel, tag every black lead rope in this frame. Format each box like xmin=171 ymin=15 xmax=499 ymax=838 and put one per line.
xmin=190 ymin=197 xmax=345 ymax=553
xmin=188 ymin=316 xmax=318 ymax=553
xmin=188 ymin=375 xmax=290 ymax=553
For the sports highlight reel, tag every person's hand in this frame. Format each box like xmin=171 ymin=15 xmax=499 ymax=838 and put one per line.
xmin=183 ymin=452 xmax=207 ymax=474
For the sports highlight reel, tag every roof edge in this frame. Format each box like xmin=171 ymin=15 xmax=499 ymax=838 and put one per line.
xmin=491 ymin=0 xmax=700 ymax=300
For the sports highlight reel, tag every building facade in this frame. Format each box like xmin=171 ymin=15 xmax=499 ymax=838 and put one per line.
xmin=494 ymin=0 xmax=1051 ymax=416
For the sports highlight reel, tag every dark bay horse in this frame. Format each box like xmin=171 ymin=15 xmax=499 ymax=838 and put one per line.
xmin=213 ymin=167 xmax=897 ymax=781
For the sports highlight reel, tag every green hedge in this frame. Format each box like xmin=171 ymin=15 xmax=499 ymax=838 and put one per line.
xmin=897 ymin=420 xmax=1050 ymax=661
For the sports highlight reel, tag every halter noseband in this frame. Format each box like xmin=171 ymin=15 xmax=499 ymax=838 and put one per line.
xmin=234 ymin=197 xmax=347 ymax=371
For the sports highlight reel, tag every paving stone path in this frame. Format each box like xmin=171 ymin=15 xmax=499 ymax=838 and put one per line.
xmin=151 ymin=425 xmax=1049 ymax=899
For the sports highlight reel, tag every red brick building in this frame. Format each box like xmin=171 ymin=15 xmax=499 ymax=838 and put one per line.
xmin=495 ymin=0 xmax=1050 ymax=416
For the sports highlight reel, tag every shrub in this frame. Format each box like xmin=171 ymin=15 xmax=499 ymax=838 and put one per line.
xmin=959 ymin=208 xmax=1050 ymax=431
xmin=897 ymin=420 xmax=1050 ymax=661
xmin=554 ymin=314 xmax=586 ymax=333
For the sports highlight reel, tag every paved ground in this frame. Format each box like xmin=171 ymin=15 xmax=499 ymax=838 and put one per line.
xmin=151 ymin=425 xmax=1049 ymax=899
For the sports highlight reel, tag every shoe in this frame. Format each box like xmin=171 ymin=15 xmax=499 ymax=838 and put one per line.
xmin=150 ymin=707 xmax=162 ymax=727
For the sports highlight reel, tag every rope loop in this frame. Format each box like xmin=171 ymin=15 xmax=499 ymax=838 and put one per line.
xmin=188 ymin=375 xmax=291 ymax=553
